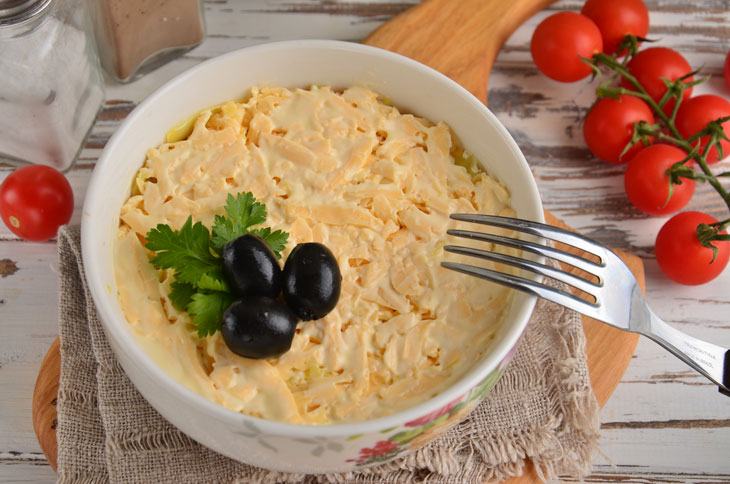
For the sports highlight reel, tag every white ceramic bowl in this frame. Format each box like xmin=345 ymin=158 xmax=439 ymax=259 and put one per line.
xmin=81 ymin=40 xmax=544 ymax=473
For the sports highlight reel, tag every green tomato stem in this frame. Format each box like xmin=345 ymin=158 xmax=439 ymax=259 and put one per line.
xmin=592 ymin=53 xmax=730 ymax=214
xmin=691 ymin=134 xmax=730 ymax=210
xmin=715 ymin=218 xmax=730 ymax=232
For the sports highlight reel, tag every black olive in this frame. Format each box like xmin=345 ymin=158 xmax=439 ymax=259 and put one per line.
xmin=282 ymin=243 xmax=341 ymax=321
xmin=222 ymin=233 xmax=281 ymax=298
xmin=221 ymin=298 xmax=298 ymax=359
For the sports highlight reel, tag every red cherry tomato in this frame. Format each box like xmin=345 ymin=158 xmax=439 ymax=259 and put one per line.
xmin=583 ymin=94 xmax=655 ymax=163
xmin=655 ymin=211 xmax=729 ymax=285
xmin=624 ymin=144 xmax=694 ymax=215
xmin=581 ymin=0 xmax=649 ymax=55
xmin=675 ymin=94 xmax=730 ymax=164
xmin=0 ymin=165 xmax=74 ymax=242
xmin=621 ymin=47 xmax=693 ymax=116
xmin=724 ymin=51 xmax=730 ymax=90
xmin=530 ymin=12 xmax=603 ymax=83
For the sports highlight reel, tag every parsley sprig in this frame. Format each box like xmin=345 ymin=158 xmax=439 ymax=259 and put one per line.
xmin=144 ymin=192 xmax=289 ymax=338
xmin=146 ymin=217 xmax=219 ymax=284
xmin=210 ymin=192 xmax=289 ymax=257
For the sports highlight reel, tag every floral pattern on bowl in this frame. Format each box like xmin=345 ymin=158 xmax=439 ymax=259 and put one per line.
xmin=346 ymin=359 xmax=507 ymax=467
xmin=219 ymin=330 xmax=525 ymax=471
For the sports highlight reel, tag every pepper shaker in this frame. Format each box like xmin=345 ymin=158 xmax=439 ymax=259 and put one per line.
xmin=87 ymin=0 xmax=206 ymax=83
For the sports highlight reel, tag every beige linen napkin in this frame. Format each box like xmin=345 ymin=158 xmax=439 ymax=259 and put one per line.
xmin=56 ymin=224 xmax=599 ymax=484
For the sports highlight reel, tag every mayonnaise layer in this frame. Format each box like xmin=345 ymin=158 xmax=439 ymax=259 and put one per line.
xmin=115 ymin=86 xmax=517 ymax=424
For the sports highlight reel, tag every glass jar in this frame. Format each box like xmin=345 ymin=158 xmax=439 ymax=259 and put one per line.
xmin=0 ymin=0 xmax=105 ymax=171
xmin=87 ymin=0 xmax=206 ymax=83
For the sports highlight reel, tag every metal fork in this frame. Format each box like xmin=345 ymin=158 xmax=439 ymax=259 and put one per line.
xmin=441 ymin=213 xmax=730 ymax=396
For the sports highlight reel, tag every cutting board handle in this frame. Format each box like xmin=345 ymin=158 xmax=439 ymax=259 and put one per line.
xmin=364 ymin=0 xmax=556 ymax=103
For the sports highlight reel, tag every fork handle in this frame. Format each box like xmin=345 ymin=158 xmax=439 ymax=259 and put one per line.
xmin=646 ymin=309 xmax=730 ymax=395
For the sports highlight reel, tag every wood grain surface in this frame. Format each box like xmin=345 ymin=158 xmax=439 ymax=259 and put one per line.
xmin=3 ymin=1 xmax=730 ymax=483
xmin=363 ymin=0 xmax=556 ymax=102
xmin=31 ymin=339 xmax=58 ymax=473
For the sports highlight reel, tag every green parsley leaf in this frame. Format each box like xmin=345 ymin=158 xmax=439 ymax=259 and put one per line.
xmin=226 ymin=191 xmax=268 ymax=227
xmin=250 ymin=227 xmax=289 ymax=259
xmin=197 ymin=271 xmax=230 ymax=292
xmin=210 ymin=192 xmax=288 ymax=257
xmin=210 ymin=214 xmax=238 ymax=253
xmin=188 ymin=291 xmax=235 ymax=338
xmin=168 ymin=281 xmax=197 ymax=311
xmin=145 ymin=216 xmax=219 ymax=285
xmin=211 ymin=193 xmax=267 ymax=251
xmin=145 ymin=191 xmax=291 ymax=340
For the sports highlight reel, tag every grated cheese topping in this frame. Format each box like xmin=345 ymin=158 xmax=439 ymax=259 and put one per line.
xmin=115 ymin=85 xmax=517 ymax=424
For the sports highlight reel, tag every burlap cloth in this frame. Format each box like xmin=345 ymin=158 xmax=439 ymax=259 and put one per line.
xmin=55 ymin=224 xmax=600 ymax=483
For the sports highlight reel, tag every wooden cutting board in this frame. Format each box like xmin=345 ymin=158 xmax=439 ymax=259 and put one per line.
xmin=33 ymin=0 xmax=642 ymax=478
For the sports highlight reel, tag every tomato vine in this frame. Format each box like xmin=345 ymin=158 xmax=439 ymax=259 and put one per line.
xmin=585 ymin=38 xmax=730 ymax=264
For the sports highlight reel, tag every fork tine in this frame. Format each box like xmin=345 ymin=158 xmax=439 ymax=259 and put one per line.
xmin=450 ymin=213 xmax=608 ymax=261
xmin=447 ymin=229 xmax=603 ymax=277
xmin=441 ymin=262 xmax=599 ymax=317
xmin=443 ymin=245 xmax=601 ymax=296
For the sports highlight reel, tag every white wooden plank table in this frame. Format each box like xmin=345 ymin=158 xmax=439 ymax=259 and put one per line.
xmin=1 ymin=1 xmax=729 ymax=482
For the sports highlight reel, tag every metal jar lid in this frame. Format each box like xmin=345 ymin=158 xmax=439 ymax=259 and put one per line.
xmin=0 ymin=0 xmax=52 ymax=26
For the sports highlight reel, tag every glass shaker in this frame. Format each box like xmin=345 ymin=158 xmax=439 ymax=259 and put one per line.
xmin=87 ymin=0 xmax=206 ymax=83
xmin=0 ymin=0 xmax=105 ymax=171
